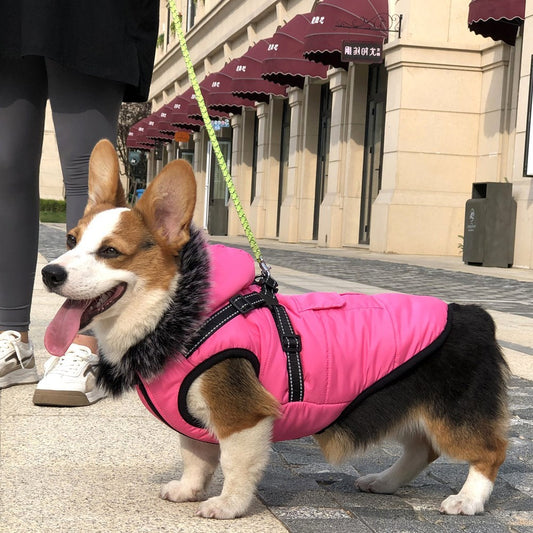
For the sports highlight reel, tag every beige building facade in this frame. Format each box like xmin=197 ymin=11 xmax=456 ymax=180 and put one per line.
xmin=43 ymin=0 xmax=533 ymax=269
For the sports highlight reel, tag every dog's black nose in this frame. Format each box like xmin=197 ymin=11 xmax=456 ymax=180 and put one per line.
xmin=42 ymin=264 xmax=68 ymax=290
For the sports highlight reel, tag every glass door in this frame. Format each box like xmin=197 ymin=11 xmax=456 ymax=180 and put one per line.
xmin=313 ymin=83 xmax=332 ymax=240
xmin=359 ymin=64 xmax=387 ymax=245
xmin=206 ymin=140 xmax=231 ymax=235
xmin=277 ymin=99 xmax=290 ymax=236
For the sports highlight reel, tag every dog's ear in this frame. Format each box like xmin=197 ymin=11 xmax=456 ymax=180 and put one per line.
xmin=135 ymin=160 xmax=197 ymax=254
xmin=85 ymin=139 xmax=126 ymax=213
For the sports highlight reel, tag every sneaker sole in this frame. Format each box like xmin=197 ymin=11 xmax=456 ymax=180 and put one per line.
xmin=0 ymin=367 xmax=40 ymax=389
xmin=33 ymin=389 xmax=106 ymax=407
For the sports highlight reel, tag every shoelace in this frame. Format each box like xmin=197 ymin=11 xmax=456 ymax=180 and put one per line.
xmin=0 ymin=333 xmax=29 ymax=369
xmin=46 ymin=346 xmax=93 ymax=376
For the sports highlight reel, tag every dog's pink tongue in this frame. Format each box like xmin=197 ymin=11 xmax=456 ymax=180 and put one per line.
xmin=44 ymin=299 xmax=91 ymax=356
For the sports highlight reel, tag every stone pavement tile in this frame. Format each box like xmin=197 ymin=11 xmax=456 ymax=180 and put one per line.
xmin=274 ymin=514 xmax=368 ymax=533
xmin=345 ymin=509 xmax=450 ymax=532
xmin=258 ymin=479 xmax=338 ymax=508
xmin=418 ymin=513 xmax=512 ymax=533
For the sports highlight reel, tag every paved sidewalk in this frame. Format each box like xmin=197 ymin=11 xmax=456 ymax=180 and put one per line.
xmin=0 ymin=225 xmax=531 ymax=532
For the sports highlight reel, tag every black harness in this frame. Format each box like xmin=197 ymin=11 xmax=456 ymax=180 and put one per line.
xmin=184 ymin=275 xmax=304 ymax=402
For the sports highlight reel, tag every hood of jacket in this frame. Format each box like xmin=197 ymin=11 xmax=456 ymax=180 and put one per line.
xmin=205 ymin=244 xmax=257 ymax=314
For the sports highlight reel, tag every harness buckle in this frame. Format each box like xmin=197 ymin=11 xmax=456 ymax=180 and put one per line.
xmin=281 ymin=333 xmax=302 ymax=353
xmin=229 ymin=295 xmax=254 ymax=314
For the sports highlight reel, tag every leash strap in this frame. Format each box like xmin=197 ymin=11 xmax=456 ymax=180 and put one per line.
xmin=184 ymin=286 xmax=304 ymax=402
xmin=167 ymin=0 xmax=270 ymax=278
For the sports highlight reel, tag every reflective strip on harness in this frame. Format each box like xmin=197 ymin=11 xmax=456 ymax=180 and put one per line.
xmin=184 ymin=289 xmax=304 ymax=402
xmin=270 ymin=303 xmax=303 ymax=402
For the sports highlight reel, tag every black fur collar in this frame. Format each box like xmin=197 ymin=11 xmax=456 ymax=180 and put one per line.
xmin=96 ymin=226 xmax=211 ymax=396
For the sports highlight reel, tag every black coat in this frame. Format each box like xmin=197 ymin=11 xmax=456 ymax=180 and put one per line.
xmin=0 ymin=0 xmax=159 ymax=102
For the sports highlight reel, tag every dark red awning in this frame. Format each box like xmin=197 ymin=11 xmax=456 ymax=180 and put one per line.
xmin=167 ymin=95 xmax=204 ymax=131
xmin=126 ymin=130 xmax=153 ymax=150
xmin=141 ymin=112 xmax=175 ymax=141
xmin=151 ymin=107 xmax=174 ymax=134
xmin=303 ymin=0 xmax=388 ymax=69
xmin=204 ymin=62 xmax=257 ymax=113
xmin=262 ymin=13 xmax=328 ymax=89
xmin=145 ymin=127 xmax=174 ymax=142
xmin=468 ymin=0 xmax=525 ymax=46
xmin=231 ymin=40 xmax=288 ymax=103
xmin=129 ymin=117 xmax=149 ymax=135
xmin=152 ymin=103 xmax=199 ymax=135
xmin=128 ymin=118 xmax=153 ymax=147
xmin=180 ymin=86 xmax=230 ymax=121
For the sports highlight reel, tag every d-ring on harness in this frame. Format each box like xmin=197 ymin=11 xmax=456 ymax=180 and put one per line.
xmin=167 ymin=0 xmax=304 ymax=402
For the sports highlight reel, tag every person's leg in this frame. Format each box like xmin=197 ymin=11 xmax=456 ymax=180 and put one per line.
xmin=46 ymin=58 xmax=124 ymax=231
xmin=33 ymin=59 xmax=124 ymax=405
xmin=0 ymin=55 xmax=47 ymax=388
xmin=0 ymin=56 xmax=47 ymax=334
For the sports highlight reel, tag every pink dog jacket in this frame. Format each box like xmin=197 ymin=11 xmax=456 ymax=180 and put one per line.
xmin=137 ymin=245 xmax=450 ymax=444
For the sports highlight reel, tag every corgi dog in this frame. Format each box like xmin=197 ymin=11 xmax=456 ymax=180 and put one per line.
xmin=42 ymin=140 xmax=509 ymax=519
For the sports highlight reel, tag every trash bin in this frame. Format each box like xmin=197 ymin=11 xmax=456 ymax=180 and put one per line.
xmin=463 ymin=182 xmax=516 ymax=268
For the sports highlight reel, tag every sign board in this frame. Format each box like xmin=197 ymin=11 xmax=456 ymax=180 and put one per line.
xmin=341 ymin=41 xmax=383 ymax=63
xmin=174 ymin=131 xmax=190 ymax=143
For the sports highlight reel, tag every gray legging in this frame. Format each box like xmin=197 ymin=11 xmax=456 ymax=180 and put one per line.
xmin=0 ymin=55 xmax=124 ymax=331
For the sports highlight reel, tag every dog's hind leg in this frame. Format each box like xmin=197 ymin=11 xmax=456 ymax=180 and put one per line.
xmin=161 ymin=435 xmax=220 ymax=503
xmin=430 ymin=419 xmax=508 ymax=515
xmin=440 ymin=465 xmax=498 ymax=515
xmin=356 ymin=426 xmax=439 ymax=494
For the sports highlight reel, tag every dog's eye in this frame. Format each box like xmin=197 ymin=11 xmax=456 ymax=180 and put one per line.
xmin=66 ymin=234 xmax=77 ymax=249
xmin=98 ymin=246 xmax=121 ymax=259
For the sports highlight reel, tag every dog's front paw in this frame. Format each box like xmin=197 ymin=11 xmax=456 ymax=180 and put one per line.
xmin=440 ymin=494 xmax=484 ymax=515
xmin=197 ymin=495 xmax=247 ymax=519
xmin=160 ymin=480 xmax=202 ymax=503
xmin=356 ymin=473 xmax=398 ymax=494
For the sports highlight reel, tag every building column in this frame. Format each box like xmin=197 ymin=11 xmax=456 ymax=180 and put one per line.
xmin=318 ymin=68 xmax=347 ymax=247
xmin=279 ymin=84 xmax=322 ymax=242
xmin=146 ymin=150 xmax=155 ymax=184
xmin=251 ymin=98 xmax=284 ymax=239
xmin=278 ymin=88 xmax=304 ymax=242
xmin=228 ymin=114 xmax=243 ymax=236
xmin=368 ymin=0 xmax=487 ymax=256
xmin=341 ymin=64 xmax=368 ymax=246
xmin=249 ymin=102 xmax=269 ymax=237
xmin=228 ymin=112 xmax=256 ymax=237
xmin=165 ymin=141 xmax=174 ymax=163
xmin=263 ymin=98 xmax=284 ymax=238
xmin=369 ymin=41 xmax=482 ymax=255
xmin=514 ymin=17 xmax=533 ymax=267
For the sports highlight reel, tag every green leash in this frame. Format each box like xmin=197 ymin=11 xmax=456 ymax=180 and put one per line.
xmin=168 ymin=0 xmax=270 ymax=277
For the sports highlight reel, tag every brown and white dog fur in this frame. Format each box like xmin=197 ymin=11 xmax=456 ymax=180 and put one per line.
xmin=42 ymin=140 xmax=509 ymax=519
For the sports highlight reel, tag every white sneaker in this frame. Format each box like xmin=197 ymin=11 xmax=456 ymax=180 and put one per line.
xmin=33 ymin=343 xmax=107 ymax=406
xmin=0 ymin=331 xmax=39 ymax=389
